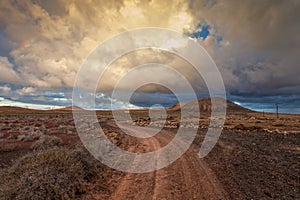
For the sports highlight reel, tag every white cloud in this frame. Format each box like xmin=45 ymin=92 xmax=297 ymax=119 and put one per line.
xmin=0 ymin=97 xmax=64 ymax=110
xmin=16 ymin=87 xmax=37 ymax=96
xmin=0 ymin=85 xmax=11 ymax=95
xmin=0 ymin=56 xmax=21 ymax=84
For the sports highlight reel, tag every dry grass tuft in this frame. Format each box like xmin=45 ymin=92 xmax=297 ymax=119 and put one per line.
xmin=0 ymin=147 xmax=98 ymax=200
xmin=30 ymin=135 xmax=63 ymax=150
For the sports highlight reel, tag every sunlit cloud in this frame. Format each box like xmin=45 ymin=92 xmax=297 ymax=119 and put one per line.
xmin=0 ymin=0 xmax=299 ymax=111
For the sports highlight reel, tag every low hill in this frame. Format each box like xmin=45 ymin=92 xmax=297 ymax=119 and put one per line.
xmin=0 ymin=106 xmax=36 ymax=112
xmin=54 ymin=106 xmax=83 ymax=111
xmin=169 ymin=97 xmax=252 ymax=115
xmin=167 ymin=102 xmax=186 ymax=111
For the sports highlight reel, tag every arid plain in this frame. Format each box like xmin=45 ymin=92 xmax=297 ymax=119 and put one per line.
xmin=0 ymin=98 xmax=299 ymax=199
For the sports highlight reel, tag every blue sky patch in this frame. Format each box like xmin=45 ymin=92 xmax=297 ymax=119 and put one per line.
xmin=190 ymin=23 xmax=210 ymax=40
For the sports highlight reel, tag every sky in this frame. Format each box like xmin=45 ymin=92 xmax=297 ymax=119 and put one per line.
xmin=0 ymin=0 xmax=300 ymax=113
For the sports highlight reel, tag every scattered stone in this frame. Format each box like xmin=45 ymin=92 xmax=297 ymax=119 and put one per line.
xmin=133 ymin=118 xmax=151 ymax=126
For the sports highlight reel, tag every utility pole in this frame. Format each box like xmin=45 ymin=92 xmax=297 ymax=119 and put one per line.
xmin=276 ymin=103 xmax=279 ymax=119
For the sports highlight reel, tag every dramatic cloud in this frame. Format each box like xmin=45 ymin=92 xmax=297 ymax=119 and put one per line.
xmin=0 ymin=0 xmax=197 ymax=90
xmin=0 ymin=56 xmax=21 ymax=84
xmin=0 ymin=0 xmax=299 ymax=110
xmin=192 ymin=0 xmax=300 ymax=94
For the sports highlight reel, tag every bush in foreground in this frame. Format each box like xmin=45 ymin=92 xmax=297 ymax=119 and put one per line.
xmin=0 ymin=147 xmax=98 ymax=200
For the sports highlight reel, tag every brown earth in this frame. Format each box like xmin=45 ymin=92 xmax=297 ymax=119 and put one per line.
xmin=167 ymin=102 xmax=186 ymax=111
xmin=0 ymin=99 xmax=299 ymax=199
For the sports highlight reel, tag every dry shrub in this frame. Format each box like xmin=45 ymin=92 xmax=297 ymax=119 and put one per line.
xmin=30 ymin=135 xmax=63 ymax=150
xmin=72 ymin=147 xmax=99 ymax=182
xmin=7 ymin=135 xmax=17 ymax=140
xmin=233 ymin=124 xmax=262 ymax=131
xmin=0 ymin=147 xmax=98 ymax=200
xmin=17 ymin=132 xmax=41 ymax=142
xmin=0 ymin=144 xmax=15 ymax=152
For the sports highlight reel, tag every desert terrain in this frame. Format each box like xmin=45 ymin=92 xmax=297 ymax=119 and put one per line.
xmin=0 ymin=98 xmax=299 ymax=199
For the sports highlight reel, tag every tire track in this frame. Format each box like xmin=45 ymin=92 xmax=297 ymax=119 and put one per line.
xmin=109 ymin=123 xmax=161 ymax=200
xmin=107 ymin=123 xmax=228 ymax=199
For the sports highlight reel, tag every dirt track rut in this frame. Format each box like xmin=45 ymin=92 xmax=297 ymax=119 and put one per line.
xmin=108 ymin=123 xmax=228 ymax=200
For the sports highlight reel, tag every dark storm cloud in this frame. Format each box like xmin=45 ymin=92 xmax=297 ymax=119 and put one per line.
xmin=0 ymin=0 xmax=299 ymax=111
xmin=191 ymin=0 xmax=300 ymax=96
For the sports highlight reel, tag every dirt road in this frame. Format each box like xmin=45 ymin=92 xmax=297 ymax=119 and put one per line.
xmin=105 ymin=122 xmax=228 ymax=200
